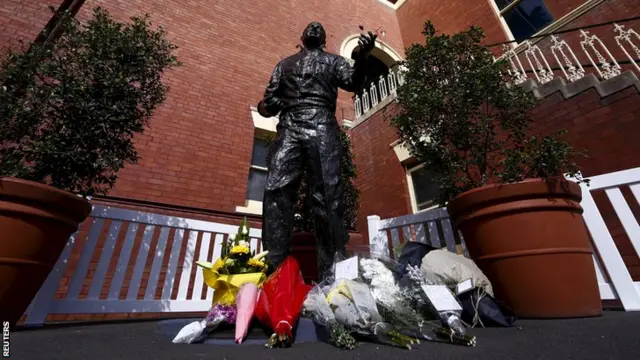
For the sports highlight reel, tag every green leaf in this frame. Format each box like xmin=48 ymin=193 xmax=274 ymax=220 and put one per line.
xmin=0 ymin=6 xmax=181 ymax=196
xmin=390 ymin=22 xmax=586 ymax=205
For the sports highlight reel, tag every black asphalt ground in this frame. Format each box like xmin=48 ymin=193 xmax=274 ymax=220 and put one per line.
xmin=9 ymin=310 xmax=640 ymax=360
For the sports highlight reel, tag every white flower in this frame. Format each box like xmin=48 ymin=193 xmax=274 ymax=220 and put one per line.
xmin=359 ymin=258 xmax=401 ymax=310
xmin=228 ymin=233 xmax=236 ymax=242
xmin=238 ymin=240 xmax=249 ymax=248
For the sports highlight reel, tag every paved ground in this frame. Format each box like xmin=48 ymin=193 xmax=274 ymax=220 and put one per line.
xmin=10 ymin=310 xmax=639 ymax=360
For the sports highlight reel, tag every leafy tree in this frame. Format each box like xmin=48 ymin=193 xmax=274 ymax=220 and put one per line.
xmin=391 ymin=21 xmax=586 ymax=206
xmin=0 ymin=7 xmax=180 ymax=196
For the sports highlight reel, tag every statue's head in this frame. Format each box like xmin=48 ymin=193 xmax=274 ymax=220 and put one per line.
xmin=301 ymin=22 xmax=326 ymax=49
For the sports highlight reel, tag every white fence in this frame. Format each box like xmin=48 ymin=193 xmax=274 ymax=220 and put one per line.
xmin=23 ymin=205 xmax=263 ymax=326
xmin=356 ymin=23 xmax=640 ymax=121
xmin=368 ymin=167 xmax=640 ymax=311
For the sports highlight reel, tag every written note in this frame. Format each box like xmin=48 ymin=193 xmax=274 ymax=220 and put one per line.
xmin=335 ymin=256 xmax=359 ymax=280
xmin=455 ymin=278 xmax=475 ymax=295
xmin=422 ymin=285 xmax=463 ymax=312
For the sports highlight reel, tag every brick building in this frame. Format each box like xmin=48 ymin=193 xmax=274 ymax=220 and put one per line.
xmin=2 ymin=0 xmax=640 ymax=321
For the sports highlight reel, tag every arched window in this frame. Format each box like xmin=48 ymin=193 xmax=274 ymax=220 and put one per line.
xmin=351 ymin=50 xmax=391 ymax=106
xmin=339 ymin=35 xmax=403 ymax=114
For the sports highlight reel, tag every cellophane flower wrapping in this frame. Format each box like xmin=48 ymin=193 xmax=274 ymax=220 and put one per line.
xmin=325 ymin=278 xmax=418 ymax=349
xmin=302 ymin=283 xmax=358 ymax=349
xmin=234 ymin=283 xmax=259 ymax=344
xmin=172 ymin=304 xmax=237 ymax=344
xmin=255 ymin=256 xmax=312 ymax=348
xmin=329 ymin=252 xmax=476 ymax=347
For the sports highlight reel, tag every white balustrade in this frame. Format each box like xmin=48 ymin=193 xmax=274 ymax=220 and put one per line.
xmin=503 ymin=44 xmax=528 ymax=84
xmin=614 ymin=23 xmax=640 ymax=75
xmin=370 ymin=82 xmax=379 ymax=107
xmin=524 ymin=40 xmax=554 ymax=84
xmin=362 ymin=88 xmax=370 ymax=113
xmin=580 ymin=29 xmax=622 ymax=80
xmin=353 ymin=67 xmax=403 ymax=118
xmin=550 ymin=35 xmax=586 ymax=82
xmin=379 ymin=75 xmax=388 ymax=99
xmin=353 ymin=23 xmax=640 ymax=120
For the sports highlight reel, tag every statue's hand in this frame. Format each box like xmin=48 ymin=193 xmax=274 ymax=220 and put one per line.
xmin=358 ymin=31 xmax=377 ymax=55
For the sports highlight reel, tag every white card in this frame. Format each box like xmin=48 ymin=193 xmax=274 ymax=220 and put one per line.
xmin=421 ymin=285 xmax=463 ymax=312
xmin=334 ymin=256 xmax=359 ymax=280
xmin=455 ymin=278 xmax=475 ymax=295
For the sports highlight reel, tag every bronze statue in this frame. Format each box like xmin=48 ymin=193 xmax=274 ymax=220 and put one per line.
xmin=258 ymin=22 xmax=377 ymax=277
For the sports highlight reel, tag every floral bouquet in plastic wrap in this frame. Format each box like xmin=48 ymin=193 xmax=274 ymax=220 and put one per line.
xmin=303 ymin=253 xmax=419 ymax=350
xmin=255 ymin=256 xmax=312 ymax=348
xmin=172 ymin=217 xmax=269 ymax=344
xmin=311 ymin=252 xmax=476 ymax=348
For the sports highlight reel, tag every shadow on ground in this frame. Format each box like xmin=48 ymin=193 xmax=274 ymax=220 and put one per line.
xmin=11 ymin=310 xmax=639 ymax=360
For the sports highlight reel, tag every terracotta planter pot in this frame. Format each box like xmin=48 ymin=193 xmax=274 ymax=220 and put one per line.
xmin=0 ymin=178 xmax=91 ymax=328
xmin=446 ymin=178 xmax=602 ymax=319
xmin=290 ymin=231 xmax=364 ymax=283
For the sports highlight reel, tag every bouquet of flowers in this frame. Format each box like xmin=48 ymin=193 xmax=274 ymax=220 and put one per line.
xmin=255 ymin=256 xmax=312 ymax=348
xmin=302 ymin=284 xmax=359 ymax=350
xmin=328 ymin=253 xmax=476 ymax=347
xmin=324 ymin=279 xmax=419 ymax=349
xmin=173 ymin=217 xmax=269 ymax=344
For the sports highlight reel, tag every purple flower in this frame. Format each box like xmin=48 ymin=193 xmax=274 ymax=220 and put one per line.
xmin=206 ymin=304 xmax=237 ymax=325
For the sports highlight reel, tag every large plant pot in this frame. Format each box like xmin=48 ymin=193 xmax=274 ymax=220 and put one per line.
xmin=0 ymin=178 xmax=91 ymax=328
xmin=446 ymin=178 xmax=602 ymax=319
xmin=291 ymin=231 xmax=364 ymax=283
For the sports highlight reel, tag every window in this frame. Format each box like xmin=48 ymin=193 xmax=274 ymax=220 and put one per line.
xmin=493 ymin=0 xmax=554 ymax=43
xmin=407 ymin=164 xmax=440 ymax=212
xmin=246 ymin=138 xmax=269 ymax=202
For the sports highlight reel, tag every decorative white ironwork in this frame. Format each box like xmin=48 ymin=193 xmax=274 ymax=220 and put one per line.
xmin=502 ymin=44 xmax=528 ymax=84
xmin=354 ymin=96 xmax=362 ymax=118
xmin=379 ymin=75 xmax=388 ymax=99
xmin=370 ymin=82 xmax=379 ymax=107
xmin=524 ymin=40 xmax=554 ymax=84
xmin=362 ymin=88 xmax=370 ymax=112
xmin=580 ymin=29 xmax=621 ymax=80
xmin=388 ymin=71 xmax=398 ymax=93
xmin=550 ymin=35 xmax=585 ymax=82
xmin=614 ymin=23 xmax=640 ymax=75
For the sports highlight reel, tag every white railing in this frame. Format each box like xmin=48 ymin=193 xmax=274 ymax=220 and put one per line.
xmin=499 ymin=23 xmax=639 ymax=87
xmin=368 ymin=167 xmax=640 ymax=311
xmin=354 ymin=66 xmax=405 ymax=119
xmin=356 ymin=23 xmax=640 ymax=121
xmin=23 ymin=205 xmax=263 ymax=325
xmin=367 ymin=207 xmax=469 ymax=259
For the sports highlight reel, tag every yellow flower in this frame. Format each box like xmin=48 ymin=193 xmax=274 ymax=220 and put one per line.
xmin=230 ymin=245 xmax=250 ymax=255
xmin=248 ymin=258 xmax=265 ymax=269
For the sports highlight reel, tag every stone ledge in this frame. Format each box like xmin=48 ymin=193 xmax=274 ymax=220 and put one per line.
xmin=526 ymin=71 xmax=640 ymax=100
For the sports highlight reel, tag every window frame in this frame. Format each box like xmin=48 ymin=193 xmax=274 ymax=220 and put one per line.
xmin=489 ymin=0 xmax=554 ymax=46
xmin=406 ymin=163 xmax=441 ymax=214
xmin=235 ymin=108 xmax=278 ymax=216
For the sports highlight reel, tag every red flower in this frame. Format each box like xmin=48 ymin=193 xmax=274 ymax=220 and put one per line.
xmin=255 ymin=256 xmax=312 ymax=347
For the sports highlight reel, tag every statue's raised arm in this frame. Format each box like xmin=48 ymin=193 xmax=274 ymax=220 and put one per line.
xmin=335 ymin=31 xmax=378 ymax=93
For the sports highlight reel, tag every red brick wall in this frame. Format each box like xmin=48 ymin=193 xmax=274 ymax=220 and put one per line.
xmin=529 ymin=86 xmax=640 ymax=281
xmin=1 ymin=0 xmax=405 ymax=214
xmin=0 ymin=0 xmax=63 ymax=52
xmin=396 ymin=0 xmax=509 ymax=49
xmin=350 ymin=107 xmax=413 ymax=242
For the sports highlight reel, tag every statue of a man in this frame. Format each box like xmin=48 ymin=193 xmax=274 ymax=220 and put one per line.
xmin=257 ymin=22 xmax=377 ymax=276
